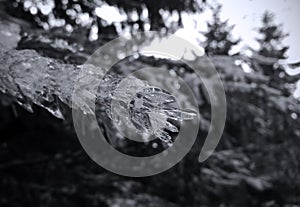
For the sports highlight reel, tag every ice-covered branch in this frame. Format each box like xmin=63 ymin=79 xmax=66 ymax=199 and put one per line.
xmin=0 ymin=20 xmax=196 ymax=143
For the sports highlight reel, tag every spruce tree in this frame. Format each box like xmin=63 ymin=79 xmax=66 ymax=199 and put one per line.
xmin=256 ymin=11 xmax=289 ymax=60
xmin=255 ymin=11 xmax=290 ymax=93
xmin=255 ymin=11 xmax=290 ymax=86
xmin=202 ymin=4 xmax=240 ymax=56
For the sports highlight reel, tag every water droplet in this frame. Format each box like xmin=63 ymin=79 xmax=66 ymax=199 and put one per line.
xmin=291 ymin=112 xmax=298 ymax=120
xmin=24 ymin=1 xmax=32 ymax=9
xmin=152 ymin=142 xmax=158 ymax=149
xmin=30 ymin=7 xmax=38 ymax=15
xmin=117 ymin=51 xmax=126 ymax=59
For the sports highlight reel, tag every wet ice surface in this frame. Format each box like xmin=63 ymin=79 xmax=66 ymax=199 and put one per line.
xmin=101 ymin=76 xmax=197 ymax=143
xmin=0 ymin=49 xmax=81 ymax=118
xmin=128 ymin=86 xmax=196 ymax=143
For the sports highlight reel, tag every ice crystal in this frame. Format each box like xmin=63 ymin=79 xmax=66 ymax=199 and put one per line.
xmin=106 ymin=77 xmax=197 ymax=143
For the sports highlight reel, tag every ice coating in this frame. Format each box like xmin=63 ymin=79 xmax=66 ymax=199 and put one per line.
xmin=128 ymin=86 xmax=197 ymax=143
xmin=0 ymin=20 xmax=197 ymax=143
xmin=98 ymin=76 xmax=197 ymax=143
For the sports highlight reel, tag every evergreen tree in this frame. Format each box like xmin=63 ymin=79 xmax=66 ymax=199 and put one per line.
xmin=256 ymin=11 xmax=289 ymax=59
xmin=255 ymin=11 xmax=290 ymax=82
xmin=8 ymin=0 xmax=207 ymax=35
xmin=202 ymin=4 xmax=240 ymax=56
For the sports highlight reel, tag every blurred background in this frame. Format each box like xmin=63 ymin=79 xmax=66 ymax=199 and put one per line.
xmin=0 ymin=0 xmax=300 ymax=206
